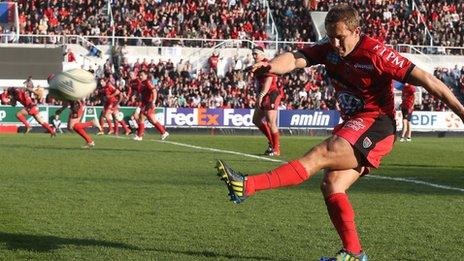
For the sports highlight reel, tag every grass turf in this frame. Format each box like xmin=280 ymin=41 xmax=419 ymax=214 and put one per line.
xmin=0 ymin=133 xmax=463 ymax=260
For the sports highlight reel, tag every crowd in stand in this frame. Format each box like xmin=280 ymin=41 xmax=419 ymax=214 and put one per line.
xmin=15 ymin=0 xmax=269 ymax=47
xmin=16 ymin=0 xmax=110 ymax=40
xmin=42 ymin=54 xmax=341 ymax=111
xmin=268 ymin=0 xmax=315 ymax=43
xmin=111 ymin=0 xmax=268 ymax=47
xmin=424 ymin=65 xmax=464 ymax=110
xmin=3 ymin=56 xmax=459 ymax=113
xmin=5 ymin=0 xmax=464 ymax=113
xmin=11 ymin=0 xmax=463 ymax=52
xmin=312 ymin=0 xmax=463 ymax=54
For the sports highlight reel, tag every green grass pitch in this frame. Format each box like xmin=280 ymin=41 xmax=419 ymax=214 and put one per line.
xmin=0 ymin=133 xmax=463 ymax=260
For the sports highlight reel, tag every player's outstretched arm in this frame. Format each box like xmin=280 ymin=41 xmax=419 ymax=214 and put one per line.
xmin=407 ymin=66 xmax=464 ymax=120
xmin=252 ymin=52 xmax=307 ymax=75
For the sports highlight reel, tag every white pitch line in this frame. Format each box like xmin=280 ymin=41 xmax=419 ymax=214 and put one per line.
xmin=106 ymin=135 xmax=464 ymax=193
xmin=158 ymin=140 xmax=284 ymax=163
xmin=108 ymin=135 xmax=283 ymax=163
xmin=366 ymin=175 xmax=464 ymax=193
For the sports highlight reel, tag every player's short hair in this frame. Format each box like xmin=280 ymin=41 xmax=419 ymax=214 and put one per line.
xmin=325 ymin=4 xmax=360 ymax=32
xmin=7 ymin=87 xmax=16 ymax=96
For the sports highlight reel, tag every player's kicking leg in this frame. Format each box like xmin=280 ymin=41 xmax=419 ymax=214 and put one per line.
xmin=216 ymin=160 xmax=248 ymax=204
xmin=216 ymin=135 xmax=368 ymax=257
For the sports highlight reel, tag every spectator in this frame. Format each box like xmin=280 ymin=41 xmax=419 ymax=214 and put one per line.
xmin=208 ymin=51 xmax=220 ymax=72
xmin=65 ymin=48 xmax=76 ymax=62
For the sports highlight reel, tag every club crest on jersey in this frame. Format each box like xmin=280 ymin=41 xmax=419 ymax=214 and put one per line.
xmin=363 ymin=137 xmax=373 ymax=149
xmin=327 ymin=52 xmax=341 ymax=65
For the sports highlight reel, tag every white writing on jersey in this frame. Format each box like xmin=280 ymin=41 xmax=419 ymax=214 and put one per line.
xmin=372 ymin=44 xmax=405 ymax=69
xmin=343 ymin=118 xmax=366 ymax=131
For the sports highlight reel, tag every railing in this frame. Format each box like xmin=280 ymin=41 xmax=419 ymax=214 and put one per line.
xmin=390 ymin=44 xmax=464 ymax=56
xmin=1 ymin=34 xmax=464 ymax=56
xmin=388 ymin=44 xmax=433 ymax=63
xmin=263 ymin=0 xmax=279 ymax=51
xmin=412 ymin=0 xmax=433 ymax=46
xmin=188 ymin=39 xmax=261 ymax=69
xmin=107 ymin=0 xmax=116 ymax=46
xmin=0 ymin=34 xmax=104 ymax=57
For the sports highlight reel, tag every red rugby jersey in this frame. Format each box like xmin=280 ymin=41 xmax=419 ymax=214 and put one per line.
xmin=13 ymin=89 xmax=34 ymax=107
xmin=255 ymin=59 xmax=279 ymax=93
xmin=128 ymin=78 xmax=142 ymax=97
xmin=140 ymin=79 xmax=155 ymax=104
xmin=300 ymin=34 xmax=415 ymax=119
xmin=401 ymin=83 xmax=416 ymax=110
xmin=103 ymin=83 xmax=118 ymax=104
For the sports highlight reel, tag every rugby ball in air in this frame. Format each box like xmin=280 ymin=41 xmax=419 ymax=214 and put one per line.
xmin=48 ymin=68 xmax=96 ymax=101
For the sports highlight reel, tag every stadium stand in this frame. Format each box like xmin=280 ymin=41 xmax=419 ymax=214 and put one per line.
xmin=311 ymin=0 xmax=463 ymax=54
xmin=16 ymin=0 xmax=269 ymax=47
xmin=37 ymin=56 xmax=463 ymax=112
xmin=1 ymin=0 xmax=463 ymax=113
xmin=15 ymin=1 xmax=463 ymax=50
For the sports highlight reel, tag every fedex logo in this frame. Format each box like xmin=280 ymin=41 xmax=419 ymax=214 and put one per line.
xmin=165 ymin=108 xmax=254 ymax=127
xmin=166 ymin=108 xmax=221 ymax=126
xmin=197 ymin=108 xmax=220 ymax=126
xmin=223 ymin=109 xmax=254 ymax=127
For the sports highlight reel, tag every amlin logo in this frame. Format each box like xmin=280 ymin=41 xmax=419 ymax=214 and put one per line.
xmin=290 ymin=111 xmax=331 ymax=126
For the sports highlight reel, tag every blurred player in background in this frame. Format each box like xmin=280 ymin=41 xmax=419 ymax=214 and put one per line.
xmin=133 ymin=70 xmax=169 ymax=141
xmin=127 ymin=71 xmax=143 ymax=131
xmin=127 ymin=71 xmax=142 ymax=103
xmin=251 ymin=46 xmax=282 ymax=156
xmin=216 ymin=4 xmax=464 ymax=261
xmin=7 ymin=87 xmax=56 ymax=136
xmin=55 ymin=100 xmax=102 ymax=148
xmin=400 ymin=83 xmax=415 ymax=142
xmin=99 ymin=78 xmax=131 ymax=135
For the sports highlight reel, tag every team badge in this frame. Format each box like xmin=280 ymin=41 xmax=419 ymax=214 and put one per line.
xmin=363 ymin=137 xmax=373 ymax=149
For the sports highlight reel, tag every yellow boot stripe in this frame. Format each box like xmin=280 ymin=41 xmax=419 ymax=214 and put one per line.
xmin=231 ymin=181 xmax=243 ymax=187
xmin=232 ymin=185 xmax=243 ymax=192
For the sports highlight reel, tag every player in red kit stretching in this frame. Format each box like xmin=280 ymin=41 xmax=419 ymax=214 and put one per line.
xmin=400 ymin=83 xmax=415 ymax=142
xmin=133 ymin=71 xmax=169 ymax=141
xmin=99 ymin=79 xmax=130 ymax=135
xmin=7 ymin=87 xmax=55 ymax=136
xmin=216 ymin=4 xmax=464 ymax=260
xmin=251 ymin=46 xmax=282 ymax=156
xmin=55 ymin=100 xmax=103 ymax=148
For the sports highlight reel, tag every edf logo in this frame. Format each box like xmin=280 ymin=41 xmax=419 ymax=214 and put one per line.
xmin=411 ymin=114 xmax=437 ymax=126
xmin=0 ymin=110 xmax=6 ymax=121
